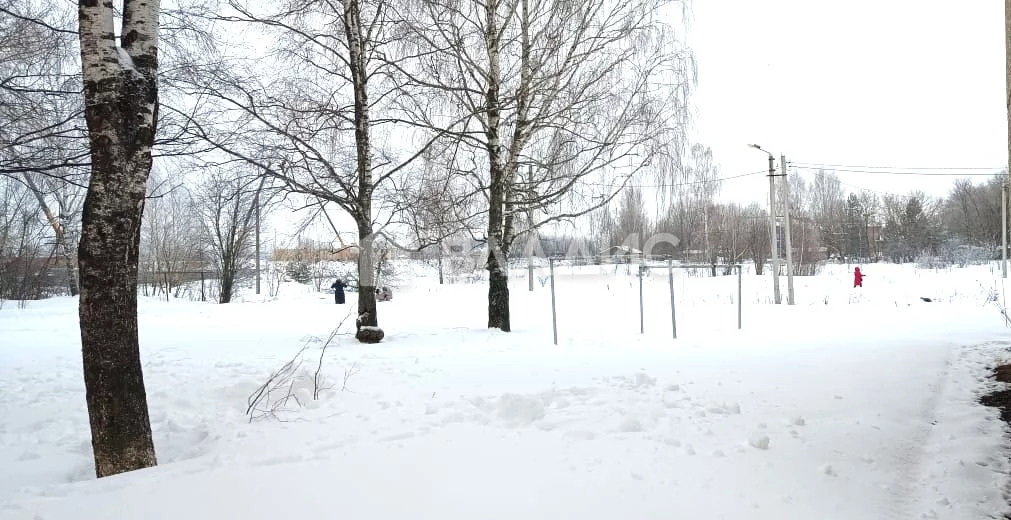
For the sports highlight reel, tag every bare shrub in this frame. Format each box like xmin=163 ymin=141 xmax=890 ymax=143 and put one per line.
xmin=247 ymin=310 xmax=355 ymax=422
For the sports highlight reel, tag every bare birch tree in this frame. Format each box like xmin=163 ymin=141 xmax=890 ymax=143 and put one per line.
xmin=396 ymin=146 xmax=485 ymax=282
xmin=77 ymin=0 xmax=160 ymax=477
xmin=655 ymin=143 xmax=721 ymax=261
xmin=810 ymin=169 xmax=846 ymax=260
xmin=178 ymin=0 xmax=459 ymax=341
xmin=399 ymin=0 xmax=694 ymax=331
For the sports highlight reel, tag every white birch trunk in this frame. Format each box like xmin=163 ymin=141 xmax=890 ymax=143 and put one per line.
xmin=78 ymin=0 xmax=160 ymax=478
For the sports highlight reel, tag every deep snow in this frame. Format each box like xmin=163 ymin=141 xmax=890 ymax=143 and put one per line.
xmin=0 ymin=262 xmax=1009 ymax=519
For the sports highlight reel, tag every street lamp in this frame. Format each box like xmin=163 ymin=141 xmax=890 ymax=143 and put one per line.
xmin=749 ymin=144 xmax=781 ymax=305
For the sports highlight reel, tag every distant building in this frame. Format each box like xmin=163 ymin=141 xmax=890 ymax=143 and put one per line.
xmin=599 ymin=245 xmax=642 ymax=263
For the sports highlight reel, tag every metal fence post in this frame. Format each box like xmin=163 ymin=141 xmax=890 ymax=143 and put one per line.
xmin=737 ymin=265 xmax=743 ymax=330
xmin=529 ymin=256 xmax=534 ymax=292
xmin=549 ymin=257 xmax=558 ymax=345
xmin=639 ymin=262 xmax=645 ymax=334
xmin=668 ymin=258 xmax=677 ymax=339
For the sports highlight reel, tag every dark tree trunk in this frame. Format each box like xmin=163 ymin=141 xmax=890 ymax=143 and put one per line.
xmin=79 ymin=217 xmax=157 ymax=476
xmin=77 ymin=0 xmax=159 ymax=477
xmin=219 ymin=272 xmax=234 ymax=304
xmin=487 ymin=243 xmax=511 ymax=331
xmin=218 ymin=247 xmax=237 ymax=304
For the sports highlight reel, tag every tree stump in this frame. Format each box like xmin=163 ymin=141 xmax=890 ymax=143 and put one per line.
xmin=356 ymin=326 xmax=385 ymax=343
xmin=355 ymin=312 xmax=384 ymax=343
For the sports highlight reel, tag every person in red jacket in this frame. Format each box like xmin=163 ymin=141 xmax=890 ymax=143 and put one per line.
xmin=853 ymin=267 xmax=864 ymax=288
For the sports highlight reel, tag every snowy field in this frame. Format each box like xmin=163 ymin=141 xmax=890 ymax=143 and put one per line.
xmin=1 ymin=262 xmax=1010 ymax=519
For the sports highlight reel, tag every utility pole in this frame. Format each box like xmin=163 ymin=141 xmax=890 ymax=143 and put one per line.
xmin=749 ymin=144 xmax=781 ymax=304
xmin=251 ymin=173 xmax=269 ymax=295
xmin=768 ymin=154 xmax=781 ymax=304
xmin=1004 ymin=185 xmax=1008 ymax=278
xmin=254 ymin=183 xmax=262 ymax=295
xmin=1005 ymin=0 xmax=1011 ymax=277
xmin=782 ymin=154 xmax=795 ymax=305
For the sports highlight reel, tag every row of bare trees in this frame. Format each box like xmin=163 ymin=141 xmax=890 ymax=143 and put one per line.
xmin=141 ymin=168 xmax=273 ymax=303
xmin=3 ymin=0 xmax=697 ymax=478
xmin=0 ymin=164 xmax=271 ymax=306
xmin=0 ymin=1 xmax=85 ymax=302
xmin=4 ymin=0 xmax=1008 ymax=483
xmin=0 ymin=173 xmax=82 ymax=302
xmin=162 ymin=0 xmax=697 ymax=336
xmin=595 ymin=167 xmax=1008 ymax=273
xmin=787 ymin=171 xmax=1002 ymax=265
xmin=6 ymin=0 xmax=698 ymax=332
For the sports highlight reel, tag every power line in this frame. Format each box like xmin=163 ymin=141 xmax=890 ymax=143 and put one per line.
xmin=791 ymin=162 xmax=1001 ymax=170
xmin=835 ymin=180 xmax=905 ymax=197
xmin=790 ymin=163 xmax=1003 ymax=176
xmin=584 ymin=169 xmax=766 ymax=189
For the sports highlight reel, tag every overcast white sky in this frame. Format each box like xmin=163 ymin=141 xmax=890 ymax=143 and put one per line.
xmin=684 ymin=0 xmax=1006 ymax=205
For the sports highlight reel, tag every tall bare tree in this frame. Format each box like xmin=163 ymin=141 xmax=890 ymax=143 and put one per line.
xmin=401 ymin=0 xmax=694 ymax=331
xmin=655 ymin=143 xmax=721 ymax=260
xmin=610 ymin=187 xmax=650 ymax=251
xmin=192 ymin=168 xmax=265 ymax=303
xmin=398 ymin=148 xmax=484 ymax=283
xmin=709 ymin=202 xmax=745 ymax=271
xmin=21 ymin=171 xmax=84 ymax=295
xmin=77 ymin=0 xmax=160 ymax=477
xmin=809 ymin=169 xmax=846 ymax=260
xmin=141 ymin=171 xmax=205 ymax=295
xmin=181 ymin=0 xmax=457 ymax=341
xmin=741 ymin=202 xmax=770 ymax=275
xmin=0 ymin=2 xmax=87 ymax=297
xmin=943 ymin=176 xmax=1003 ymax=256
xmin=0 ymin=1 xmax=89 ymax=182
xmin=0 ymin=176 xmax=52 ymax=303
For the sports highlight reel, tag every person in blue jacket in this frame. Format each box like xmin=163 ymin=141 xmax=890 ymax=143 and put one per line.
xmin=330 ymin=279 xmax=346 ymax=304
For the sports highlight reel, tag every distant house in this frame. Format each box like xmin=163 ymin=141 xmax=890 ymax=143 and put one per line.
xmin=0 ymin=255 xmax=67 ymax=272
xmin=599 ymin=245 xmax=642 ymax=263
xmin=0 ymin=255 xmax=77 ymax=297
xmin=684 ymin=249 xmax=706 ymax=263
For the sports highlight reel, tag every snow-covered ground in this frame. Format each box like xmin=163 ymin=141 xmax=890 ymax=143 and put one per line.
xmin=1 ymin=262 xmax=1010 ymax=519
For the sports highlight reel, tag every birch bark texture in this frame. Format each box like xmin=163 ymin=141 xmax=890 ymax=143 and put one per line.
xmin=343 ymin=0 xmax=380 ymax=335
xmin=77 ymin=0 xmax=160 ymax=477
